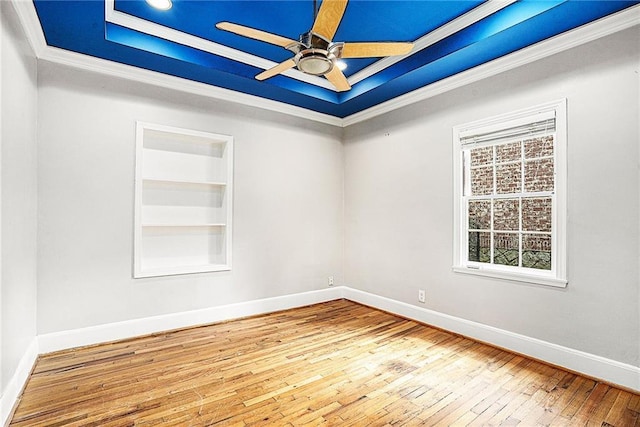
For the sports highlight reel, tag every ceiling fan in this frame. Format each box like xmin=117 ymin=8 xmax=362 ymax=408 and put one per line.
xmin=216 ymin=0 xmax=414 ymax=92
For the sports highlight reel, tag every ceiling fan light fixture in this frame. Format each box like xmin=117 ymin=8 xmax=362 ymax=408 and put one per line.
xmin=295 ymin=49 xmax=335 ymax=76
xmin=215 ymin=0 xmax=413 ymax=91
xmin=146 ymin=0 xmax=172 ymax=10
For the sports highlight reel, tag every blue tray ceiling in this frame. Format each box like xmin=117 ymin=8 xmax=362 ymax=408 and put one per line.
xmin=33 ymin=0 xmax=639 ymax=118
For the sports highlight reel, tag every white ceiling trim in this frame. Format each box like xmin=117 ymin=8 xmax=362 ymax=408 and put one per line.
xmin=347 ymin=0 xmax=516 ymax=85
xmin=10 ymin=0 xmax=640 ymax=128
xmin=104 ymin=0 xmax=514 ymax=90
xmin=41 ymin=45 xmax=344 ymax=126
xmin=343 ymin=4 xmax=640 ymax=127
xmin=10 ymin=0 xmax=46 ymax=58
xmin=10 ymin=0 xmax=342 ymax=126
xmin=104 ymin=0 xmax=336 ymax=91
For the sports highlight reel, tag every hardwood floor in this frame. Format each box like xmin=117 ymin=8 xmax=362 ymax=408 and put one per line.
xmin=9 ymin=299 xmax=640 ymax=426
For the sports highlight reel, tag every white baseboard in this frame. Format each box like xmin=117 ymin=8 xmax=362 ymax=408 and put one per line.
xmin=4 ymin=285 xmax=637 ymax=427
xmin=34 ymin=286 xmax=640 ymax=392
xmin=1 ymin=338 xmax=39 ymax=427
xmin=342 ymin=287 xmax=640 ymax=392
xmin=38 ymin=287 xmax=343 ymax=354
xmin=3 ymin=288 xmax=341 ymax=426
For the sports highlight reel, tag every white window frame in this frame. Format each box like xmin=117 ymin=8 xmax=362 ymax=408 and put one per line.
xmin=452 ymin=99 xmax=567 ymax=287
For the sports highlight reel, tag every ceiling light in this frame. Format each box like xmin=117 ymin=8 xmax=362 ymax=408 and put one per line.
xmin=295 ymin=49 xmax=334 ymax=76
xmin=146 ymin=0 xmax=172 ymax=11
xmin=336 ymin=60 xmax=347 ymax=71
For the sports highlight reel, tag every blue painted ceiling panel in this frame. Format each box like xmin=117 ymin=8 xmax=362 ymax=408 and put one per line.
xmin=33 ymin=0 xmax=639 ymax=118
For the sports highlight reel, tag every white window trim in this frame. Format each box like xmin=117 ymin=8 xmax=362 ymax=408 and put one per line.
xmin=452 ymin=99 xmax=567 ymax=288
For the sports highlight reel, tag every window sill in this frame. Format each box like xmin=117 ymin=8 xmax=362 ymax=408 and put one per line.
xmin=453 ymin=266 xmax=568 ymax=288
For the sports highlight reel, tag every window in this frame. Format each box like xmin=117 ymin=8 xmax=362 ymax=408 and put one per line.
xmin=453 ymin=100 xmax=567 ymax=287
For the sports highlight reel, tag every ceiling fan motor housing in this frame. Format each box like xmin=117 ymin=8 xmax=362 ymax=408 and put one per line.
xmin=289 ymin=32 xmax=343 ymax=76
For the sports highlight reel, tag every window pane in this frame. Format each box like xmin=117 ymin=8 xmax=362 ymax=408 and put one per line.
xmin=524 ymin=136 xmax=553 ymax=159
xmin=522 ymin=234 xmax=551 ymax=270
xmin=493 ymin=233 xmax=519 ymax=266
xmin=496 ymin=163 xmax=521 ymax=194
xmin=522 ymin=197 xmax=552 ymax=232
xmin=493 ymin=199 xmax=519 ymax=231
xmin=470 ymin=146 xmax=493 ymax=166
xmin=524 ymin=158 xmax=553 ymax=192
xmin=468 ymin=231 xmax=490 ymax=263
xmin=471 ymin=166 xmax=493 ymax=195
xmin=469 ymin=200 xmax=491 ymax=230
xmin=496 ymin=142 xmax=521 ymax=163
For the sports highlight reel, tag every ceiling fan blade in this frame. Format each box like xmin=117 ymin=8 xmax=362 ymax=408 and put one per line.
xmin=216 ymin=22 xmax=298 ymax=48
xmin=256 ymin=58 xmax=296 ymax=81
xmin=311 ymin=0 xmax=348 ymax=41
xmin=325 ymin=66 xmax=351 ymax=92
xmin=341 ymin=42 xmax=414 ymax=58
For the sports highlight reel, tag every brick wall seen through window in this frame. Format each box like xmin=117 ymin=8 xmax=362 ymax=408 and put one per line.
xmin=466 ymin=136 xmax=554 ymax=271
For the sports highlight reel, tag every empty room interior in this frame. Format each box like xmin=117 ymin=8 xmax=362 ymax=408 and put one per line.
xmin=1 ymin=0 xmax=639 ymax=425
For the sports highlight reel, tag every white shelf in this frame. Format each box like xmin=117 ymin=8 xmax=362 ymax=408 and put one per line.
xmin=135 ymin=263 xmax=230 ymax=278
xmin=142 ymin=177 xmax=227 ymax=187
xmin=141 ymin=223 xmax=226 ymax=228
xmin=134 ymin=122 xmax=233 ymax=278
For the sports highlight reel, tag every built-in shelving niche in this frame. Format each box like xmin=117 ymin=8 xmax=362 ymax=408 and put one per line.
xmin=134 ymin=122 xmax=233 ymax=278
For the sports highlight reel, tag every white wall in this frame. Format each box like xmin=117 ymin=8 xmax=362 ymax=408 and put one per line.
xmin=5 ymin=0 xmax=638 ymax=399
xmin=344 ymin=27 xmax=640 ymax=367
xmin=36 ymin=63 xmax=344 ymax=334
xmin=0 ymin=0 xmax=38 ymax=391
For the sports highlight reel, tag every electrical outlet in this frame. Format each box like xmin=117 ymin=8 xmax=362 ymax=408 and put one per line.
xmin=418 ymin=289 xmax=426 ymax=303
xmin=328 ymin=276 xmax=334 ymax=286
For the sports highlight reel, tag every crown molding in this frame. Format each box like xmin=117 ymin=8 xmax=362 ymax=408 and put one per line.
xmin=44 ymin=46 xmax=344 ymax=126
xmin=347 ymin=0 xmax=516 ymax=85
xmin=10 ymin=0 xmax=46 ymax=57
xmin=105 ymin=0 xmax=515 ymax=90
xmin=105 ymin=1 xmax=512 ymax=91
xmin=10 ymin=0 xmax=640 ymax=128
xmin=11 ymin=0 xmax=342 ymax=126
xmin=104 ymin=0 xmax=336 ymax=91
xmin=342 ymin=4 xmax=640 ymax=127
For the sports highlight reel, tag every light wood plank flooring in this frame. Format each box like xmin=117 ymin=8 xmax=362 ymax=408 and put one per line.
xmin=9 ymin=299 xmax=640 ymax=426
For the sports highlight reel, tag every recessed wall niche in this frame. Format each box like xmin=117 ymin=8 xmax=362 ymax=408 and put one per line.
xmin=133 ymin=122 xmax=233 ymax=278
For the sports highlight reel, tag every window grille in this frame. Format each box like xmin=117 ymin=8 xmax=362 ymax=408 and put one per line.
xmin=453 ymin=100 xmax=567 ymax=287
